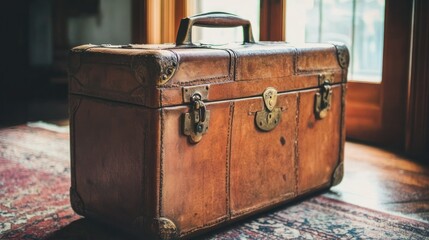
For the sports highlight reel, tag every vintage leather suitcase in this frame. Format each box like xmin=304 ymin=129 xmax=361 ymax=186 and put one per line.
xmin=69 ymin=12 xmax=349 ymax=240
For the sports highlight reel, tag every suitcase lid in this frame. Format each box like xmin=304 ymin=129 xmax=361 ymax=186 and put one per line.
xmin=69 ymin=12 xmax=349 ymax=108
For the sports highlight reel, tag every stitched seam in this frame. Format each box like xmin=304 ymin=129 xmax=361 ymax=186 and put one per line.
xmin=336 ymin=84 xmax=347 ymax=169
xmin=70 ymin=97 xmax=81 ymax=188
xmin=228 ymin=48 xmax=238 ymax=80
xmin=179 ymin=216 xmax=229 ymax=237
xmin=159 ymin=92 xmax=165 ymax=217
xmin=293 ymin=47 xmax=298 ymax=74
xmin=226 ymin=102 xmax=234 ymax=219
xmin=340 ymin=84 xmax=346 ymax=164
xmin=141 ymin=131 xmax=146 ymax=216
xmin=297 ymin=181 xmax=331 ymax=195
xmin=234 ymin=51 xmax=239 ymax=80
xmin=160 ymin=75 xmax=230 ymax=88
xmin=230 ymin=192 xmax=295 ymax=217
xmin=294 ymin=93 xmax=300 ymax=195
xmin=296 ymin=68 xmax=339 ymax=74
xmin=226 ymin=49 xmax=234 ymax=80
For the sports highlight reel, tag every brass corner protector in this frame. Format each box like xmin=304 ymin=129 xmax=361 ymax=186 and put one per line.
xmin=157 ymin=57 xmax=178 ymax=86
xmin=332 ymin=42 xmax=350 ymax=69
xmin=152 ymin=217 xmax=178 ymax=240
xmin=331 ymin=162 xmax=344 ymax=186
xmin=69 ymin=187 xmax=85 ymax=216
xmin=131 ymin=53 xmax=178 ymax=86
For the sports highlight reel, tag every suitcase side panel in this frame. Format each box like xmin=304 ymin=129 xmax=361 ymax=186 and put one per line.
xmin=70 ymin=95 xmax=161 ymax=235
xmin=297 ymin=85 xmax=343 ymax=193
xmin=69 ymin=48 xmax=172 ymax=108
xmin=160 ymin=102 xmax=232 ymax=235
xmin=230 ymin=92 xmax=298 ymax=216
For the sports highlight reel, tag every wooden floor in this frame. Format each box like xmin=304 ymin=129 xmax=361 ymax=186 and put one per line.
xmin=326 ymin=141 xmax=429 ymax=222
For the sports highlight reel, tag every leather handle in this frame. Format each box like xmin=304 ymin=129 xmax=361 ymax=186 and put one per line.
xmin=175 ymin=12 xmax=255 ymax=46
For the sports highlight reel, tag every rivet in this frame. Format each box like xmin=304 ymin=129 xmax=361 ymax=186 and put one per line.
xmin=166 ymin=67 xmax=174 ymax=75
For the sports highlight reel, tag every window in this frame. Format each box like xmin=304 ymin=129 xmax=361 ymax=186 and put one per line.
xmin=190 ymin=0 xmax=260 ymax=45
xmin=286 ymin=0 xmax=385 ymax=82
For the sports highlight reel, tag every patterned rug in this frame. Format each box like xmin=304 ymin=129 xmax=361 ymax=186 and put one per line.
xmin=1 ymin=125 xmax=428 ymax=239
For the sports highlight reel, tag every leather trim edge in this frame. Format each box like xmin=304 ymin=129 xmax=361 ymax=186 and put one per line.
xmin=331 ymin=83 xmax=347 ymax=187
xmin=69 ymin=187 xmax=85 ymax=216
xmin=331 ymin=42 xmax=350 ymax=69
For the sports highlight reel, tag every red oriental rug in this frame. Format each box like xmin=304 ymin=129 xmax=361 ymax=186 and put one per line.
xmin=0 ymin=125 xmax=428 ymax=239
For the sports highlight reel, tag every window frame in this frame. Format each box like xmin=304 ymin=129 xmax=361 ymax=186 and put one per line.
xmin=281 ymin=0 xmax=414 ymax=149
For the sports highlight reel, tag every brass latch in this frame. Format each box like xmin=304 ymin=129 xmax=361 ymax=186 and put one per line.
xmin=182 ymin=87 xmax=210 ymax=143
xmin=314 ymin=75 xmax=333 ymax=119
xmin=255 ymin=87 xmax=282 ymax=131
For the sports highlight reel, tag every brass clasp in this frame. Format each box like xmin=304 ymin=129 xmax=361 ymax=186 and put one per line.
xmin=255 ymin=87 xmax=282 ymax=131
xmin=182 ymin=93 xmax=210 ymax=143
xmin=315 ymin=74 xmax=333 ymax=119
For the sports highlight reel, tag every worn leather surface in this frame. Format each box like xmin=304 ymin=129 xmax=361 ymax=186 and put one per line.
xmin=230 ymin=92 xmax=297 ymax=216
xmin=69 ymin=42 xmax=347 ymax=239
xmin=69 ymin=43 xmax=344 ymax=107
xmin=297 ymin=86 xmax=342 ymax=193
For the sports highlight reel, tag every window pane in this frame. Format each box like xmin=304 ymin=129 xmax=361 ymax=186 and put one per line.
xmin=353 ymin=0 xmax=385 ymax=81
xmin=286 ymin=0 xmax=385 ymax=82
xmin=191 ymin=0 xmax=260 ymax=45
xmin=68 ymin=0 xmax=132 ymax=46
xmin=320 ymin=0 xmax=353 ymax=47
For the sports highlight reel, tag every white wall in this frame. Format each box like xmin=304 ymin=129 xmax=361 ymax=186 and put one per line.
xmin=67 ymin=0 xmax=132 ymax=46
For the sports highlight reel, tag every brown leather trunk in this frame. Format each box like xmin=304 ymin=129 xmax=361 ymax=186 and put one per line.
xmin=69 ymin=13 xmax=349 ymax=240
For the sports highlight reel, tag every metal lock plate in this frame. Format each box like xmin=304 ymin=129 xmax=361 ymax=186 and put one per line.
xmin=255 ymin=87 xmax=282 ymax=131
xmin=182 ymin=93 xmax=210 ymax=143
xmin=182 ymin=85 xmax=209 ymax=103
xmin=314 ymin=75 xmax=333 ymax=119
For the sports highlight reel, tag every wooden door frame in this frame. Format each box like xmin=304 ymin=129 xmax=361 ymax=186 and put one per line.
xmin=406 ymin=0 xmax=429 ymax=159
xmin=260 ymin=0 xmax=285 ymax=41
xmin=346 ymin=0 xmax=413 ymax=149
xmin=132 ymin=0 xmax=189 ymax=44
xmin=262 ymin=0 xmax=414 ymax=149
